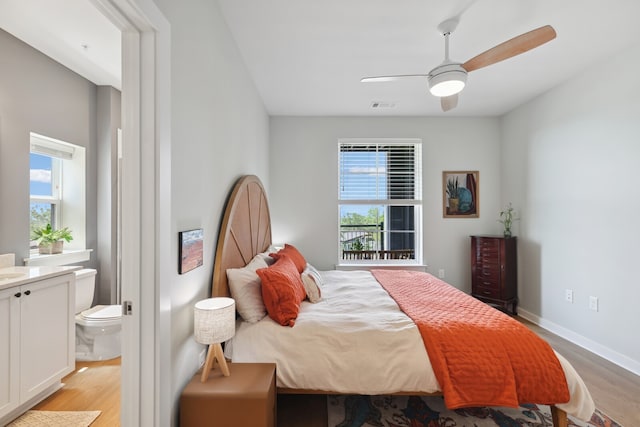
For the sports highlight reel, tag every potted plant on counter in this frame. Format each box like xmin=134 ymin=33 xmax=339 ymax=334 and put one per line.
xmin=33 ymin=223 xmax=73 ymax=254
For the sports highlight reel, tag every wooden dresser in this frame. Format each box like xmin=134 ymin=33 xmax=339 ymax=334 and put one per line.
xmin=470 ymin=235 xmax=518 ymax=314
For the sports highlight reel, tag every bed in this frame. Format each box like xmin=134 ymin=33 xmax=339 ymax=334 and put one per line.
xmin=211 ymin=175 xmax=595 ymax=427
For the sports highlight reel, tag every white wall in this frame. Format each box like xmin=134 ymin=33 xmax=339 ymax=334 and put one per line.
xmin=269 ymin=116 xmax=501 ymax=292
xmin=501 ymin=42 xmax=640 ymax=374
xmin=151 ymin=0 xmax=269 ymax=424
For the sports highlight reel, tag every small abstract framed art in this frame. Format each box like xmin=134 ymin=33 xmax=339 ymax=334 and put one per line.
xmin=179 ymin=228 xmax=204 ymax=274
xmin=443 ymin=171 xmax=479 ymax=218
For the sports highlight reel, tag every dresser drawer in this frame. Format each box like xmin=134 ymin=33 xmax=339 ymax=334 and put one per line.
xmin=474 ymin=285 xmax=500 ymax=299
xmin=477 ymin=266 xmax=500 ymax=282
xmin=479 ymin=254 xmax=500 ymax=264
xmin=478 ymin=238 xmax=500 ymax=251
xmin=476 ymin=276 xmax=499 ymax=289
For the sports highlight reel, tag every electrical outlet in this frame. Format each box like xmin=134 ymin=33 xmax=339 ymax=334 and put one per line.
xmin=565 ymin=289 xmax=573 ymax=303
xmin=198 ymin=349 xmax=206 ymax=367
xmin=589 ymin=296 xmax=599 ymax=312
xmin=438 ymin=269 xmax=445 ymax=279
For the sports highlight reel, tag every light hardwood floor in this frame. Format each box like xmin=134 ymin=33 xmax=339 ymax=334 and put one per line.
xmin=32 ymin=357 xmax=121 ymax=427
xmin=30 ymin=320 xmax=639 ymax=427
xmin=518 ymin=318 xmax=640 ymax=427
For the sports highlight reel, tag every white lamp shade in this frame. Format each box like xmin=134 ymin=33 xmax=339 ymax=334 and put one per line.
xmin=194 ymin=297 xmax=235 ymax=345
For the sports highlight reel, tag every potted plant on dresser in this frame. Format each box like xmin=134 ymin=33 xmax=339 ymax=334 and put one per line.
xmin=497 ymin=203 xmax=518 ymax=237
xmin=33 ymin=223 xmax=73 ymax=254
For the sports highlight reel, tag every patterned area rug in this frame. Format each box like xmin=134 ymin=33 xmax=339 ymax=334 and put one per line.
xmin=7 ymin=410 xmax=101 ymax=426
xmin=327 ymin=395 xmax=622 ymax=427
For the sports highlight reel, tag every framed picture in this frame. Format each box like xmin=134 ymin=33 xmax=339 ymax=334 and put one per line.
xmin=179 ymin=228 xmax=204 ymax=274
xmin=443 ymin=171 xmax=479 ymax=218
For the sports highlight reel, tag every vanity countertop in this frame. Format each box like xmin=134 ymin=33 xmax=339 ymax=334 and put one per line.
xmin=0 ymin=265 xmax=80 ymax=290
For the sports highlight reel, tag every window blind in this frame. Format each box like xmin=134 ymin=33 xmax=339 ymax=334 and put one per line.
xmin=339 ymin=142 xmax=422 ymax=202
xmin=30 ymin=133 xmax=75 ymax=160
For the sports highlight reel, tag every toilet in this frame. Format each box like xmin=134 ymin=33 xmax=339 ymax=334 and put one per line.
xmin=74 ymin=268 xmax=122 ymax=361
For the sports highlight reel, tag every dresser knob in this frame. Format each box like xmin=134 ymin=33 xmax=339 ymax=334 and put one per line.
xmin=14 ymin=292 xmax=21 ymax=298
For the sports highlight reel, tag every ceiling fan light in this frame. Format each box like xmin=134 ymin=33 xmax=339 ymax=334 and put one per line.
xmin=428 ymin=69 xmax=467 ymax=97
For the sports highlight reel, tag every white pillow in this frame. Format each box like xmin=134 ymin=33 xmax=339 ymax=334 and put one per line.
xmin=256 ymin=250 xmax=276 ymax=266
xmin=226 ymin=255 xmax=269 ymax=322
xmin=301 ymin=263 xmax=323 ymax=303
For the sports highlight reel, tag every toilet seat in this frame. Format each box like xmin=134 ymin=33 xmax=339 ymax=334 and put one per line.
xmin=76 ymin=304 xmax=122 ymax=327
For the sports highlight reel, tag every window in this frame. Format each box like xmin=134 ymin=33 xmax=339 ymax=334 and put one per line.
xmin=30 ymin=153 xmax=62 ymax=248
xmin=29 ymin=133 xmax=86 ymax=254
xmin=338 ymin=139 xmax=422 ymax=264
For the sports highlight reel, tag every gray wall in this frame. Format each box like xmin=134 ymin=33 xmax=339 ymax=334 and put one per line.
xmin=151 ymin=0 xmax=270 ymax=423
xmin=0 ymin=29 xmax=121 ymax=306
xmin=0 ymin=28 xmax=98 ymax=270
xmin=96 ymin=86 xmax=121 ymax=304
xmin=269 ymin=116 xmax=502 ymax=292
xmin=501 ymin=42 xmax=640 ymax=374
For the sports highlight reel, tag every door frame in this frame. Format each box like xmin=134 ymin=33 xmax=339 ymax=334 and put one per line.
xmin=89 ymin=0 xmax=171 ymax=424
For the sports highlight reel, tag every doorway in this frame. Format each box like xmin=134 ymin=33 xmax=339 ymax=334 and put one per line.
xmin=89 ymin=0 xmax=171 ymax=424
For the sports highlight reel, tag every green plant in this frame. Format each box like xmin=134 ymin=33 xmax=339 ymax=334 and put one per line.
xmin=32 ymin=223 xmax=73 ymax=246
xmin=497 ymin=203 xmax=518 ymax=237
xmin=446 ymin=176 xmax=459 ymax=199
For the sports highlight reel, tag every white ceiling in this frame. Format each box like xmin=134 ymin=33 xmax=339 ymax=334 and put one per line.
xmin=218 ymin=0 xmax=640 ymax=116
xmin=2 ymin=0 xmax=640 ymax=116
xmin=0 ymin=0 xmax=121 ymax=90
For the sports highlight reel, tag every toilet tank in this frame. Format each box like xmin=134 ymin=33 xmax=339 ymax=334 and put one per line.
xmin=75 ymin=268 xmax=97 ymax=314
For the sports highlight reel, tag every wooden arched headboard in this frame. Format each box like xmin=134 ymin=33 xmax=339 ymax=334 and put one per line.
xmin=211 ymin=175 xmax=272 ymax=298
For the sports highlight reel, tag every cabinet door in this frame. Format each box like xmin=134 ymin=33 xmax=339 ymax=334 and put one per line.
xmin=19 ymin=274 xmax=75 ymax=402
xmin=0 ymin=287 xmax=20 ymax=419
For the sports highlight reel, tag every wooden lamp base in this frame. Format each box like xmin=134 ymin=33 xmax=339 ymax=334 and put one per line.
xmin=200 ymin=342 xmax=230 ymax=382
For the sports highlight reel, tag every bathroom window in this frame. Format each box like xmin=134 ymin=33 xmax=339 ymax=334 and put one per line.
xmin=29 ymin=133 xmax=86 ymax=253
xmin=30 ymin=153 xmax=62 ymax=248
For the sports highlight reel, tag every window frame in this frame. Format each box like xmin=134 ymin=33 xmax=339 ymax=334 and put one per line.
xmin=337 ymin=138 xmax=423 ymax=266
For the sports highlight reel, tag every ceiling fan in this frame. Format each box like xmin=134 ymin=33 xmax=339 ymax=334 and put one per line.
xmin=361 ymin=19 xmax=557 ymax=112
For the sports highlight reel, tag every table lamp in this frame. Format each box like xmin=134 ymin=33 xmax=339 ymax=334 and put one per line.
xmin=194 ymin=297 xmax=235 ymax=382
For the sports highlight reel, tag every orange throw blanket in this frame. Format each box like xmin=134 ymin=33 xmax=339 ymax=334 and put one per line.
xmin=372 ymin=269 xmax=570 ymax=409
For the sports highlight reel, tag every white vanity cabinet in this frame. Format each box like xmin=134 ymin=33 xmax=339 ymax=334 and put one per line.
xmin=0 ymin=286 xmax=20 ymax=418
xmin=0 ymin=271 xmax=75 ymax=423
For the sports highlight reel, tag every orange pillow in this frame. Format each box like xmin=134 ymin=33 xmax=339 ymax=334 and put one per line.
xmin=269 ymin=243 xmax=307 ymax=273
xmin=256 ymin=256 xmax=307 ymax=327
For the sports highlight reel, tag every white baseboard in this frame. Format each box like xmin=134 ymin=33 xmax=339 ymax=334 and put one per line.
xmin=518 ymin=308 xmax=640 ymax=377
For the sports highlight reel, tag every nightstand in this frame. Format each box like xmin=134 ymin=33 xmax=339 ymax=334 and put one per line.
xmin=180 ymin=362 xmax=276 ymax=427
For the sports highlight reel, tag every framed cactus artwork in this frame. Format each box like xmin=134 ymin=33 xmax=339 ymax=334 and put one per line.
xmin=442 ymin=171 xmax=479 ymax=218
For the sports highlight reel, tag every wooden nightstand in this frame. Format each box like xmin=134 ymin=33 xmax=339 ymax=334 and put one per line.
xmin=180 ymin=362 xmax=276 ymax=427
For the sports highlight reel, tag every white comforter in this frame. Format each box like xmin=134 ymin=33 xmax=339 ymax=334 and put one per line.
xmin=225 ymin=270 xmax=595 ymax=420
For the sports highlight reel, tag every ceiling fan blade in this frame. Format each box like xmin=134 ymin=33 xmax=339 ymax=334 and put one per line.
xmin=462 ymin=25 xmax=556 ymax=73
xmin=441 ymin=94 xmax=458 ymax=112
xmin=361 ymin=74 xmax=428 ymax=83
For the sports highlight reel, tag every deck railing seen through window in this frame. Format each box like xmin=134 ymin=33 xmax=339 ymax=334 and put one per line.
xmin=340 ymin=223 xmax=414 ymax=260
